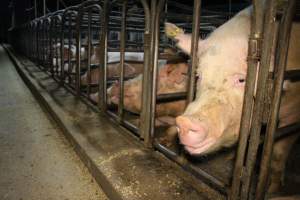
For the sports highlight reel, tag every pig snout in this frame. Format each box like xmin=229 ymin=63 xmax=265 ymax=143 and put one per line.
xmin=176 ymin=116 xmax=216 ymax=155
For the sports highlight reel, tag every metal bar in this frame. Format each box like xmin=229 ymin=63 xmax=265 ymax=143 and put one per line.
xmin=275 ymin=122 xmax=300 ymax=141
xmin=149 ymin=0 xmax=166 ymax=144
xmin=156 ymin=92 xmax=187 ymax=102
xmin=118 ymin=0 xmax=128 ymax=122
xmin=255 ymin=1 xmax=297 ymax=199
xmin=87 ymin=9 xmax=92 ymax=96
xmin=240 ymin=0 xmax=277 ymax=198
xmin=61 ymin=15 xmax=65 ymax=83
xmin=43 ymin=0 xmax=46 ymax=16
xmin=34 ymin=0 xmax=37 ymax=18
xmin=187 ymin=0 xmax=201 ymax=103
xmin=67 ymin=13 xmax=73 ymax=84
xmin=76 ymin=10 xmax=82 ymax=96
xmin=98 ymin=0 xmax=109 ymax=111
xmin=284 ymin=69 xmax=300 ymax=81
xmin=229 ymin=0 xmax=265 ymax=198
xmin=140 ymin=0 xmax=156 ymax=143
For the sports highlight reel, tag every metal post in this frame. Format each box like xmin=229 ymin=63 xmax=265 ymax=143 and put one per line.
xmin=118 ymin=0 xmax=128 ymax=122
xmin=43 ymin=0 xmax=46 ymax=16
xmin=255 ymin=0 xmax=297 ymax=199
xmin=148 ymin=0 xmax=166 ymax=143
xmin=229 ymin=0 xmax=265 ymax=199
xmin=187 ymin=0 xmax=202 ymax=103
xmin=57 ymin=0 xmax=59 ymax=11
xmin=240 ymin=0 xmax=278 ymax=198
xmin=139 ymin=0 xmax=151 ymax=141
xmin=76 ymin=10 xmax=82 ymax=96
xmin=34 ymin=0 xmax=37 ymax=18
xmin=98 ymin=0 xmax=109 ymax=111
xmin=87 ymin=9 xmax=92 ymax=96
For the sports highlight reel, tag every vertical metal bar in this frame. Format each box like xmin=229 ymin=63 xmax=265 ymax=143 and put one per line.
xmin=87 ymin=9 xmax=92 ymax=97
xmin=229 ymin=0 xmax=265 ymax=199
xmin=240 ymin=0 xmax=278 ymax=198
xmin=61 ymin=15 xmax=66 ymax=82
xmin=49 ymin=19 xmax=54 ymax=75
xmin=34 ymin=0 xmax=37 ymax=18
xmin=76 ymin=11 xmax=82 ymax=96
xmin=118 ymin=0 xmax=128 ymax=121
xmin=98 ymin=0 xmax=109 ymax=111
xmin=187 ymin=0 xmax=202 ymax=103
xmin=57 ymin=0 xmax=59 ymax=11
xmin=68 ymin=13 xmax=72 ymax=84
xmin=43 ymin=0 xmax=46 ymax=16
xmin=139 ymin=0 xmax=151 ymax=141
xmin=255 ymin=1 xmax=296 ymax=199
xmin=149 ymin=0 xmax=166 ymax=142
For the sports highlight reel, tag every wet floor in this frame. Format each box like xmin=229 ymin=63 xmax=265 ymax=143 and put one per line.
xmin=0 ymin=46 xmax=108 ymax=200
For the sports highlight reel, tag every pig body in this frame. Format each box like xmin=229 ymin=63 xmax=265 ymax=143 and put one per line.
xmin=81 ymin=46 xmax=145 ymax=85
xmin=80 ymin=62 xmax=144 ymax=86
xmin=90 ymin=62 xmax=188 ymax=119
xmin=165 ymin=6 xmax=300 ymax=193
xmin=107 ymin=62 xmax=188 ymax=117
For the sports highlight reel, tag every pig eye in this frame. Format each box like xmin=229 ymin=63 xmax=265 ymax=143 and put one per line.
xmin=239 ymin=78 xmax=245 ymax=83
xmin=232 ymin=73 xmax=246 ymax=87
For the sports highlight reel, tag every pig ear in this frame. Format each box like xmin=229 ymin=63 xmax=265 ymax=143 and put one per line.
xmin=165 ymin=22 xmax=207 ymax=55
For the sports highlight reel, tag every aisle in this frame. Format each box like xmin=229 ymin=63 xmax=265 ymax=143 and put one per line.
xmin=0 ymin=46 xmax=107 ymax=200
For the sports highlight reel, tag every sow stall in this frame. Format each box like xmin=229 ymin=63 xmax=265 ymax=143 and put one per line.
xmin=9 ymin=0 xmax=300 ymax=199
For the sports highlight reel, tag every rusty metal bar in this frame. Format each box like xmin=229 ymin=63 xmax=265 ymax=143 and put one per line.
xmin=147 ymin=0 xmax=166 ymax=145
xmin=49 ymin=18 xmax=54 ymax=75
xmin=76 ymin=9 xmax=83 ymax=96
xmin=61 ymin=13 xmax=66 ymax=82
xmin=229 ymin=0 xmax=265 ymax=199
xmin=240 ymin=0 xmax=278 ymax=198
xmin=98 ymin=0 xmax=109 ymax=111
xmin=87 ymin=9 xmax=92 ymax=96
xmin=255 ymin=1 xmax=297 ymax=199
xmin=275 ymin=122 xmax=300 ymax=141
xmin=187 ymin=0 xmax=202 ymax=103
xmin=67 ymin=13 xmax=73 ymax=84
xmin=118 ymin=0 xmax=128 ymax=122
xmin=137 ymin=0 xmax=152 ymax=141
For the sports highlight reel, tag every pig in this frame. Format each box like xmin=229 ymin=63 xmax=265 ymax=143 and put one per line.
xmin=51 ymin=43 xmax=88 ymax=73
xmin=80 ymin=45 xmax=144 ymax=86
xmin=90 ymin=62 xmax=188 ymax=119
xmin=81 ymin=46 xmax=180 ymax=86
xmin=80 ymin=62 xmax=144 ymax=86
xmin=165 ymin=6 xmax=300 ymax=193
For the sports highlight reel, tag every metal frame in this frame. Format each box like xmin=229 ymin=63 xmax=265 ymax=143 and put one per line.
xmin=9 ymin=0 xmax=300 ymax=199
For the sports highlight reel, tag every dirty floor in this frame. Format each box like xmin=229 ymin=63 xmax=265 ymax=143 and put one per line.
xmin=0 ymin=46 xmax=108 ymax=200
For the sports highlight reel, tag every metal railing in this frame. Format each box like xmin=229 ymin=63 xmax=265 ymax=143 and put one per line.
xmin=9 ymin=0 xmax=300 ymax=199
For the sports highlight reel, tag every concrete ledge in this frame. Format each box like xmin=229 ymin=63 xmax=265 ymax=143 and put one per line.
xmin=4 ymin=45 xmax=223 ymax=200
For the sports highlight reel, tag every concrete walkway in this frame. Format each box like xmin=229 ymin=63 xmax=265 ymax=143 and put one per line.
xmin=0 ymin=46 xmax=108 ymax=200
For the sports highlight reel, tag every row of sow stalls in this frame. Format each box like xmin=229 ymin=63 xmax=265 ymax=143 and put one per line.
xmin=9 ymin=0 xmax=300 ymax=199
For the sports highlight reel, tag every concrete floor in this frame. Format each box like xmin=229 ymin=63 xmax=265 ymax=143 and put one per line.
xmin=0 ymin=46 xmax=108 ymax=200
